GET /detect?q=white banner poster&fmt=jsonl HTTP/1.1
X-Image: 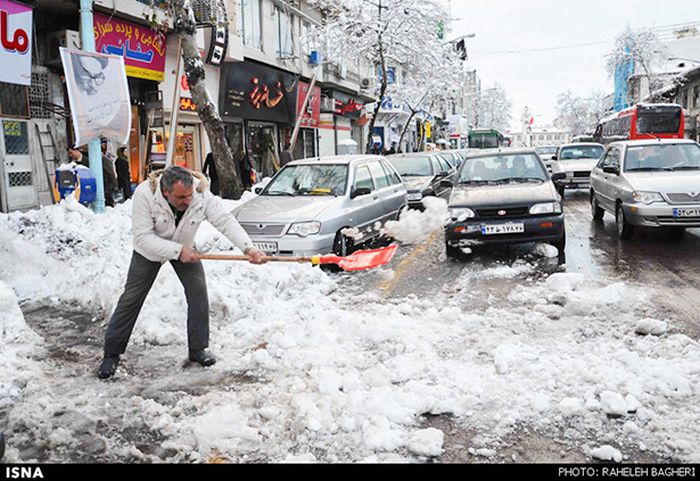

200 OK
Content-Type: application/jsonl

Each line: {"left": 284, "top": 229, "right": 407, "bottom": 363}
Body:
{"left": 0, "top": 0, "right": 33, "bottom": 85}
{"left": 60, "top": 48, "right": 131, "bottom": 147}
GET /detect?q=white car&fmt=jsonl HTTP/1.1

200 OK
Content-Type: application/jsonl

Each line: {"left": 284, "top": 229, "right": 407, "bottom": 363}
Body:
{"left": 551, "top": 143, "right": 605, "bottom": 195}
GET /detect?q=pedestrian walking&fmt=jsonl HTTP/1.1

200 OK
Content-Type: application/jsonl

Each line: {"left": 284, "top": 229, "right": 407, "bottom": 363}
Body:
{"left": 101, "top": 140, "right": 117, "bottom": 207}
{"left": 202, "top": 152, "right": 220, "bottom": 196}
{"left": 115, "top": 147, "right": 132, "bottom": 200}
{"left": 280, "top": 141, "right": 294, "bottom": 166}
{"left": 97, "top": 166, "right": 267, "bottom": 379}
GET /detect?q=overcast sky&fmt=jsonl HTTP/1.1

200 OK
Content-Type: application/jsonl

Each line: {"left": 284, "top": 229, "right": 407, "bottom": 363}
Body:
{"left": 451, "top": 0, "right": 698, "bottom": 130}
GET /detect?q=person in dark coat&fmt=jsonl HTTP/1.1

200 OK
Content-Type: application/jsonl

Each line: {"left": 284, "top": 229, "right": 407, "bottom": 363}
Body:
{"left": 115, "top": 147, "right": 132, "bottom": 200}
{"left": 202, "top": 152, "right": 220, "bottom": 196}
{"left": 280, "top": 141, "right": 294, "bottom": 166}
{"left": 101, "top": 140, "right": 117, "bottom": 207}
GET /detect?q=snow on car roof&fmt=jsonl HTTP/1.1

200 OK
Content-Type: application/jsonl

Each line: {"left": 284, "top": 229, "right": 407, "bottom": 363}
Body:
{"left": 288, "top": 155, "right": 383, "bottom": 166}
{"left": 612, "top": 139, "right": 699, "bottom": 147}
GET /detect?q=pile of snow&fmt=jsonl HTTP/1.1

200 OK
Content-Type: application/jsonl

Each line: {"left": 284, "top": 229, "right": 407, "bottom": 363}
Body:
{"left": 1, "top": 200, "right": 699, "bottom": 463}
{"left": 635, "top": 318, "right": 669, "bottom": 336}
{"left": 590, "top": 445, "right": 623, "bottom": 463}
{"left": 382, "top": 197, "right": 448, "bottom": 244}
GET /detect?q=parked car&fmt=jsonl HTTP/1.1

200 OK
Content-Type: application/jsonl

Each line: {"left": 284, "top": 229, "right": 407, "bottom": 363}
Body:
{"left": 233, "top": 155, "right": 407, "bottom": 256}
{"left": 535, "top": 145, "right": 558, "bottom": 164}
{"left": 589, "top": 139, "right": 700, "bottom": 240}
{"left": 386, "top": 152, "right": 458, "bottom": 209}
{"left": 437, "top": 150, "right": 464, "bottom": 168}
{"left": 551, "top": 142, "right": 605, "bottom": 195}
{"left": 444, "top": 149, "right": 567, "bottom": 263}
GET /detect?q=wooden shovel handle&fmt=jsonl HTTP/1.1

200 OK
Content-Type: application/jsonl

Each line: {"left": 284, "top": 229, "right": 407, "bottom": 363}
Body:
{"left": 198, "top": 253, "right": 313, "bottom": 263}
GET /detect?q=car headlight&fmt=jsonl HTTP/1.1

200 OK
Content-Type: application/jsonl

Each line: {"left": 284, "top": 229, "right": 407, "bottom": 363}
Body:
{"left": 288, "top": 221, "right": 321, "bottom": 237}
{"left": 406, "top": 192, "right": 423, "bottom": 201}
{"left": 632, "top": 191, "right": 664, "bottom": 204}
{"left": 450, "top": 207, "right": 475, "bottom": 221}
{"left": 529, "top": 202, "right": 562, "bottom": 215}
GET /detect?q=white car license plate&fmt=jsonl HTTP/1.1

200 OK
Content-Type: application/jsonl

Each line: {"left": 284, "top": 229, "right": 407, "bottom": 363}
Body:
{"left": 253, "top": 242, "right": 278, "bottom": 253}
{"left": 673, "top": 208, "right": 700, "bottom": 218}
{"left": 481, "top": 223, "right": 525, "bottom": 235}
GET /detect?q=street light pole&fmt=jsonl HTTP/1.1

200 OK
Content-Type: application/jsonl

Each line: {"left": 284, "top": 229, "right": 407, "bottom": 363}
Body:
{"left": 79, "top": 0, "right": 105, "bottom": 213}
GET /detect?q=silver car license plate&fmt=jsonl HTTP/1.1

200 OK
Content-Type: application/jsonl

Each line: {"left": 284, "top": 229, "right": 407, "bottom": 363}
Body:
{"left": 481, "top": 223, "right": 525, "bottom": 235}
{"left": 673, "top": 208, "right": 700, "bottom": 218}
{"left": 253, "top": 242, "right": 278, "bottom": 253}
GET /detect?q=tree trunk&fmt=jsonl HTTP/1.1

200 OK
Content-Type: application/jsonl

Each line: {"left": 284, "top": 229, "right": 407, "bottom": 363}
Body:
{"left": 365, "top": 33, "right": 388, "bottom": 154}
{"left": 173, "top": 0, "right": 244, "bottom": 199}
{"left": 397, "top": 108, "right": 417, "bottom": 153}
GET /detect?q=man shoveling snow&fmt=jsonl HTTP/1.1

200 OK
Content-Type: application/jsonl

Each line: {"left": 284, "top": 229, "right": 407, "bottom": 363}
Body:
{"left": 98, "top": 166, "right": 266, "bottom": 379}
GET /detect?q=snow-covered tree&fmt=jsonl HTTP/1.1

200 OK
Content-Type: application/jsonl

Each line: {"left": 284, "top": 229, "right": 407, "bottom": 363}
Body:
{"left": 555, "top": 89, "right": 610, "bottom": 135}
{"left": 466, "top": 83, "right": 511, "bottom": 131}
{"left": 312, "top": 0, "right": 455, "bottom": 153}
{"left": 606, "top": 26, "right": 669, "bottom": 102}
{"left": 149, "top": 0, "right": 244, "bottom": 199}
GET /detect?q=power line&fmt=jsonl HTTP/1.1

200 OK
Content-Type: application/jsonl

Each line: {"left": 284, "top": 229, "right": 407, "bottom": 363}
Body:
{"left": 472, "top": 40, "right": 611, "bottom": 55}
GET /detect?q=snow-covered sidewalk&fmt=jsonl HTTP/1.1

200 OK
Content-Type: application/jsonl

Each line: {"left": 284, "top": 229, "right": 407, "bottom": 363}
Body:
{"left": 0, "top": 199, "right": 698, "bottom": 463}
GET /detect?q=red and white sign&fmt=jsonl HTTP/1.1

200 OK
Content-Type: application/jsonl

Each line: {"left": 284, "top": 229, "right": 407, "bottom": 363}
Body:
{"left": 0, "top": 0, "right": 32, "bottom": 85}
{"left": 296, "top": 81, "right": 321, "bottom": 128}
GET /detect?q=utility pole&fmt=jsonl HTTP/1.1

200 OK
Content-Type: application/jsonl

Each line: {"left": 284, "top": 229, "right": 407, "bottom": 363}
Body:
{"left": 79, "top": 0, "right": 105, "bottom": 213}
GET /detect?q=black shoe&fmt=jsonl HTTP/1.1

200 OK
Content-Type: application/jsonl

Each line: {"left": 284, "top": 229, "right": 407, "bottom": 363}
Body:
{"left": 97, "top": 356, "right": 120, "bottom": 379}
{"left": 189, "top": 349, "right": 216, "bottom": 367}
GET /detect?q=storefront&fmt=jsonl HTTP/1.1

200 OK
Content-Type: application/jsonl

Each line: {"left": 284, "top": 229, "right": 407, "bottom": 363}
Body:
{"left": 92, "top": 12, "right": 166, "bottom": 182}
{"left": 219, "top": 60, "right": 298, "bottom": 178}
{"left": 318, "top": 89, "right": 368, "bottom": 156}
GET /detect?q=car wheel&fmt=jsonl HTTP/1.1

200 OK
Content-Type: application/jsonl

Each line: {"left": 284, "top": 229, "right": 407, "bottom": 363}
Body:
{"left": 333, "top": 229, "right": 354, "bottom": 257}
{"left": 591, "top": 192, "right": 604, "bottom": 220}
{"left": 550, "top": 227, "right": 566, "bottom": 265}
{"left": 615, "top": 204, "right": 634, "bottom": 240}
{"left": 445, "top": 242, "right": 467, "bottom": 261}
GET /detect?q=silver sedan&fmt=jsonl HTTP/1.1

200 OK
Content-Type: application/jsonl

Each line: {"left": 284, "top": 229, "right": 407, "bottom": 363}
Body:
{"left": 590, "top": 139, "right": 700, "bottom": 239}
{"left": 233, "top": 155, "right": 407, "bottom": 256}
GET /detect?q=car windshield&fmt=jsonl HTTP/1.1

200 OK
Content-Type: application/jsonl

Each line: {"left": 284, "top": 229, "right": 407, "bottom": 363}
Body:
{"left": 558, "top": 145, "right": 604, "bottom": 160}
{"left": 469, "top": 135, "right": 499, "bottom": 148}
{"left": 263, "top": 164, "right": 348, "bottom": 196}
{"left": 459, "top": 153, "right": 548, "bottom": 183}
{"left": 624, "top": 144, "right": 700, "bottom": 172}
{"left": 536, "top": 146, "right": 557, "bottom": 155}
{"left": 387, "top": 156, "right": 434, "bottom": 176}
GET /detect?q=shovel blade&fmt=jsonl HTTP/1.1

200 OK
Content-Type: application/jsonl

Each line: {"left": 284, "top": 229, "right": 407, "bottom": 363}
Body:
{"left": 319, "top": 244, "right": 399, "bottom": 271}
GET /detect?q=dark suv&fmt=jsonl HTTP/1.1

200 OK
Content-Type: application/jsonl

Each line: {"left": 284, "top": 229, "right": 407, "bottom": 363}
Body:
{"left": 444, "top": 149, "right": 567, "bottom": 263}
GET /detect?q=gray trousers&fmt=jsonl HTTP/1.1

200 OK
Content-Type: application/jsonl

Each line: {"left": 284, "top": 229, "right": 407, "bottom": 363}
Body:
{"left": 103, "top": 251, "right": 209, "bottom": 357}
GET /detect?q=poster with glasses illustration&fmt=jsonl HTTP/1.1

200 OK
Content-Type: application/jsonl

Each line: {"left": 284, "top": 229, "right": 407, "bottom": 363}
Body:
{"left": 59, "top": 47, "right": 131, "bottom": 146}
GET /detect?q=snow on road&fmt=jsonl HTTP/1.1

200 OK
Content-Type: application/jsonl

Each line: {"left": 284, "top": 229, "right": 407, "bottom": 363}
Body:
{"left": 0, "top": 199, "right": 698, "bottom": 463}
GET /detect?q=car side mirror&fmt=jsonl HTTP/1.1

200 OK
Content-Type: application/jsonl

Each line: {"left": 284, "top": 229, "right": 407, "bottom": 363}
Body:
{"left": 351, "top": 186, "right": 372, "bottom": 199}
{"left": 551, "top": 172, "right": 566, "bottom": 181}
{"left": 435, "top": 171, "right": 448, "bottom": 178}
{"left": 551, "top": 155, "right": 557, "bottom": 160}
{"left": 439, "top": 179, "right": 453, "bottom": 188}
{"left": 254, "top": 187, "right": 263, "bottom": 195}
{"left": 603, "top": 166, "right": 619, "bottom": 175}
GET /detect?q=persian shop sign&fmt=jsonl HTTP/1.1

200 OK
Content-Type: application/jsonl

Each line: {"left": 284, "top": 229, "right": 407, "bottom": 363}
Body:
{"left": 220, "top": 61, "right": 297, "bottom": 124}
{"left": 0, "top": 0, "right": 32, "bottom": 86}
{"left": 93, "top": 13, "right": 166, "bottom": 82}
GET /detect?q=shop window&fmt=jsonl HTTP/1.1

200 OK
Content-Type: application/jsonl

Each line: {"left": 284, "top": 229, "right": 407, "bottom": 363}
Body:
{"left": 0, "top": 82, "right": 30, "bottom": 119}
{"left": 241, "top": 0, "right": 262, "bottom": 50}
{"left": 275, "top": 7, "right": 294, "bottom": 58}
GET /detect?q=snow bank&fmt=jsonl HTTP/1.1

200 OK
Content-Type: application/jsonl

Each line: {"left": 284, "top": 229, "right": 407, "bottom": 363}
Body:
{"left": 382, "top": 197, "right": 448, "bottom": 244}
{"left": 1, "top": 200, "right": 699, "bottom": 463}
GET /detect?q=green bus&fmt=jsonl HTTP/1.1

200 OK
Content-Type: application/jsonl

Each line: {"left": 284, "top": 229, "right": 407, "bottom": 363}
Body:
{"left": 468, "top": 128, "right": 504, "bottom": 149}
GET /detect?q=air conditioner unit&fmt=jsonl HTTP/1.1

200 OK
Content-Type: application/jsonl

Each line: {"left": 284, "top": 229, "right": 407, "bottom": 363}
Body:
{"left": 46, "top": 30, "right": 81, "bottom": 66}
{"left": 360, "top": 78, "right": 372, "bottom": 89}
{"left": 309, "top": 50, "right": 321, "bottom": 66}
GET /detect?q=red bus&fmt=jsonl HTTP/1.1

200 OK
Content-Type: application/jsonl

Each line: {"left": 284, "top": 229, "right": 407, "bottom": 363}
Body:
{"left": 593, "top": 103, "right": 685, "bottom": 145}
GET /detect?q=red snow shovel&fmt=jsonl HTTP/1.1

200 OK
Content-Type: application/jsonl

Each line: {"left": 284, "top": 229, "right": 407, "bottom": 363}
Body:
{"left": 199, "top": 244, "right": 398, "bottom": 271}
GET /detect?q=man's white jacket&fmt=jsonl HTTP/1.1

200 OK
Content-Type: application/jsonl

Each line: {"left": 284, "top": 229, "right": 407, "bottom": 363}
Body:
{"left": 132, "top": 169, "right": 253, "bottom": 262}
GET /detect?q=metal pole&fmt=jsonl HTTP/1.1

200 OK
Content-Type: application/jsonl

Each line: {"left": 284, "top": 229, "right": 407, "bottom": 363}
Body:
{"left": 79, "top": 0, "right": 105, "bottom": 213}
{"left": 166, "top": 38, "right": 183, "bottom": 166}
{"left": 290, "top": 72, "right": 317, "bottom": 151}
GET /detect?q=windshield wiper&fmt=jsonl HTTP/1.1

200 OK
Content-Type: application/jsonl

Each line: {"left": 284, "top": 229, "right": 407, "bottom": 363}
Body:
{"left": 626, "top": 167, "right": 673, "bottom": 172}
{"left": 265, "top": 190, "right": 295, "bottom": 196}
{"left": 668, "top": 166, "right": 700, "bottom": 171}
{"left": 497, "top": 177, "right": 544, "bottom": 183}
{"left": 458, "top": 179, "right": 496, "bottom": 185}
